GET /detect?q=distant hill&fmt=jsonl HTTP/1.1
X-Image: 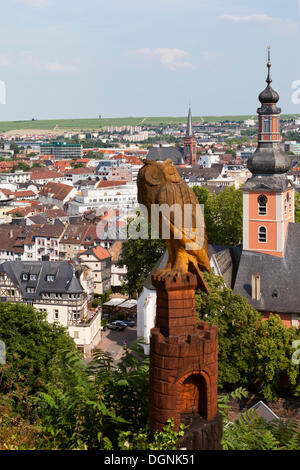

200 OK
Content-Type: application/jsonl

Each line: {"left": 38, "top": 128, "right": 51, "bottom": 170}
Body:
{"left": 0, "top": 114, "right": 299, "bottom": 132}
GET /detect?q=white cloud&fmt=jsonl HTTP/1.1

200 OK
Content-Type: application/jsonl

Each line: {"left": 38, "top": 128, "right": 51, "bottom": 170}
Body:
{"left": 45, "top": 62, "right": 76, "bottom": 72}
{"left": 135, "top": 48, "right": 194, "bottom": 71}
{"left": 17, "top": 0, "right": 50, "bottom": 7}
{"left": 0, "top": 55, "right": 9, "bottom": 66}
{"left": 219, "top": 14, "right": 279, "bottom": 24}
{"left": 219, "top": 14, "right": 298, "bottom": 33}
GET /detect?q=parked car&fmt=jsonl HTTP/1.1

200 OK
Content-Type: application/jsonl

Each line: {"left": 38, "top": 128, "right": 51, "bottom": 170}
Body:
{"left": 121, "top": 320, "right": 135, "bottom": 327}
{"left": 103, "top": 321, "right": 127, "bottom": 331}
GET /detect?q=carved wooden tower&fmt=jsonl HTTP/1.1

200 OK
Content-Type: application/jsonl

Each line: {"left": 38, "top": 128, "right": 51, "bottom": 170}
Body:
{"left": 149, "top": 272, "right": 222, "bottom": 450}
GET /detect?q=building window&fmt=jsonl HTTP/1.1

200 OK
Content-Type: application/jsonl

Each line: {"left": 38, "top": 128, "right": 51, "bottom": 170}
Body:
{"left": 258, "top": 226, "right": 267, "bottom": 243}
{"left": 258, "top": 195, "right": 267, "bottom": 215}
{"left": 74, "top": 331, "right": 79, "bottom": 339}
{"left": 287, "top": 192, "right": 292, "bottom": 213}
{"left": 46, "top": 275, "right": 55, "bottom": 282}
{"left": 22, "top": 273, "right": 28, "bottom": 281}
{"left": 284, "top": 197, "right": 287, "bottom": 214}
{"left": 26, "top": 287, "right": 35, "bottom": 293}
{"left": 54, "top": 310, "right": 59, "bottom": 320}
{"left": 264, "top": 118, "right": 271, "bottom": 134}
{"left": 30, "top": 274, "right": 37, "bottom": 281}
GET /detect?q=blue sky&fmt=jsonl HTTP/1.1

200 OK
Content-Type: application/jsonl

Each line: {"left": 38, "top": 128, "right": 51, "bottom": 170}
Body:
{"left": 1, "top": 0, "right": 300, "bottom": 120}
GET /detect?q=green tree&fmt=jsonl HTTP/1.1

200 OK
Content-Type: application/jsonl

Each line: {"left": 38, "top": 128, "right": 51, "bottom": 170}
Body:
{"left": 192, "top": 186, "right": 210, "bottom": 206}
{"left": 11, "top": 162, "right": 31, "bottom": 172}
{"left": 294, "top": 191, "right": 300, "bottom": 223}
{"left": 0, "top": 303, "right": 77, "bottom": 401}
{"left": 254, "top": 314, "right": 299, "bottom": 401}
{"left": 195, "top": 271, "right": 300, "bottom": 399}
{"left": 71, "top": 162, "right": 84, "bottom": 168}
{"left": 32, "top": 162, "right": 44, "bottom": 168}
{"left": 10, "top": 143, "right": 19, "bottom": 155}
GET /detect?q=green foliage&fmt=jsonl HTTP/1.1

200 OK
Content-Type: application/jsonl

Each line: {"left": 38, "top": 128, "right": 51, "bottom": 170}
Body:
{"left": 221, "top": 388, "right": 300, "bottom": 450}
{"left": 222, "top": 410, "right": 280, "bottom": 450}
{"left": 0, "top": 302, "right": 77, "bottom": 401}
{"left": 99, "top": 289, "right": 112, "bottom": 305}
{"left": 88, "top": 341, "right": 150, "bottom": 434}
{"left": 0, "top": 404, "right": 40, "bottom": 450}
{"left": 295, "top": 191, "right": 300, "bottom": 223}
{"left": 118, "top": 419, "right": 185, "bottom": 450}
{"left": 33, "top": 340, "right": 150, "bottom": 449}
{"left": 92, "top": 297, "right": 101, "bottom": 308}
{"left": 193, "top": 186, "right": 243, "bottom": 246}
{"left": 11, "top": 162, "right": 31, "bottom": 172}
{"left": 33, "top": 350, "right": 124, "bottom": 450}
{"left": 71, "top": 162, "right": 84, "bottom": 168}
{"left": 118, "top": 217, "right": 165, "bottom": 297}
{"left": 267, "top": 419, "right": 300, "bottom": 450}
{"left": 218, "top": 387, "right": 249, "bottom": 419}
{"left": 196, "top": 271, "right": 300, "bottom": 400}
{"left": 254, "top": 315, "right": 299, "bottom": 401}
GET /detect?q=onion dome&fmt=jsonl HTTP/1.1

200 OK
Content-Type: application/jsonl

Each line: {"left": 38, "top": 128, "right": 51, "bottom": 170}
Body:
{"left": 246, "top": 47, "right": 290, "bottom": 177}
{"left": 257, "top": 47, "right": 281, "bottom": 115}
{"left": 258, "top": 62, "right": 279, "bottom": 105}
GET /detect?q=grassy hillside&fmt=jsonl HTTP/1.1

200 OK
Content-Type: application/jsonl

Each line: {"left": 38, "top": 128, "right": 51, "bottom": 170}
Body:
{"left": 0, "top": 114, "right": 299, "bottom": 132}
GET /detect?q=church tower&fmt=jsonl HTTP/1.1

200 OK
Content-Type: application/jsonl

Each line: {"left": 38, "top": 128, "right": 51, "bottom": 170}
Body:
{"left": 243, "top": 48, "right": 294, "bottom": 258}
{"left": 184, "top": 107, "right": 197, "bottom": 166}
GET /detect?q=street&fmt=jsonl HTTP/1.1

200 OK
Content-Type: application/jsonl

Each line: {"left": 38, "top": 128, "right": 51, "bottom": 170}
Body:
{"left": 95, "top": 326, "right": 137, "bottom": 362}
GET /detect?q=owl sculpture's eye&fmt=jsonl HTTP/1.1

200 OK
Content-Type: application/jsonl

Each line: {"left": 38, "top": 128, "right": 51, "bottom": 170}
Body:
{"left": 164, "top": 167, "right": 181, "bottom": 183}
{"left": 144, "top": 164, "right": 161, "bottom": 186}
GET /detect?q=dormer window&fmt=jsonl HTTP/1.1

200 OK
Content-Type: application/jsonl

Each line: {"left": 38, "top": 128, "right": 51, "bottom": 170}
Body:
{"left": 26, "top": 287, "right": 35, "bottom": 293}
{"left": 46, "top": 275, "right": 55, "bottom": 282}
{"left": 258, "top": 195, "right": 267, "bottom": 215}
{"left": 22, "top": 273, "right": 28, "bottom": 281}
{"left": 30, "top": 274, "right": 37, "bottom": 281}
{"left": 258, "top": 226, "right": 267, "bottom": 243}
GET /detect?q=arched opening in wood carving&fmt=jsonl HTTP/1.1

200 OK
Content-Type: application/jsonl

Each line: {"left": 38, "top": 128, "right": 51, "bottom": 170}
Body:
{"left": 179, "top": 372, "right": 208, "bottom": 419}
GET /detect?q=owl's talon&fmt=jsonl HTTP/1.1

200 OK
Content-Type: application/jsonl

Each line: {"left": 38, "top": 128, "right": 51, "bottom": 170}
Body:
{"left": 155, "top": 267, "right": 188, "bottom": 280}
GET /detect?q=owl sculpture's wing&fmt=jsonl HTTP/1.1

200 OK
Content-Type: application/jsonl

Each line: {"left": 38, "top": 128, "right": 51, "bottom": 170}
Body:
{"left": 155, "top": 181, "right": 209, "bottom": 269}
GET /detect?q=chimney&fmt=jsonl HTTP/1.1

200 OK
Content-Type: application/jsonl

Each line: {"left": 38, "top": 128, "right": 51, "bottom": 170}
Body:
{"left": 251, "top": 273, "right": 261, "bottom": 301}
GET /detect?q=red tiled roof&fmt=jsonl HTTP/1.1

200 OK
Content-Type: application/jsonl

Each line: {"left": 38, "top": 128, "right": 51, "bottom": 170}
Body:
{"left": 30, "top": 169, "right": 62, "bottom": 180}
{"left": 63, "top": 167, "right": 94, "bottom": 175}
{"left": 96, "top": 180, "right": 127, "bottom": 188}
{"left": 12, "top": 190, "right": 36, "bottom": 198}
{"left": 39, "top": 182, "right": 75, "bottom": 201}
{"left": 92, "top": 246, "right": 111, "bottom": 261}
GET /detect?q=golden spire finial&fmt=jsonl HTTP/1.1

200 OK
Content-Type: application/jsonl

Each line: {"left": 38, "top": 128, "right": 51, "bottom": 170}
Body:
{"left": 266, "top": 46, "right": 272, "bottom": 85}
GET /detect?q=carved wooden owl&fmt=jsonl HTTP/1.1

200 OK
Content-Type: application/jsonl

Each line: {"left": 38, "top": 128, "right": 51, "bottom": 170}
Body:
{"left": 137, "top": 159, "right": 210, "bottom": 293}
